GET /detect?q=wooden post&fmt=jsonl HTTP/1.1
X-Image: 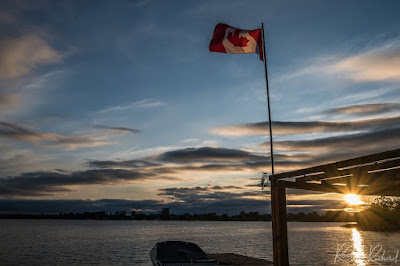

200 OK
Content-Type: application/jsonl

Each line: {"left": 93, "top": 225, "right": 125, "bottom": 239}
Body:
{"left": 271, "top": 180, "right": 289, "bottom": 266}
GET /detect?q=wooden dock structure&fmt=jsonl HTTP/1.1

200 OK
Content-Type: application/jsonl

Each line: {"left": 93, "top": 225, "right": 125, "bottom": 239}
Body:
{"left": 269, "top": 148, "right": 400, "bottom": 265}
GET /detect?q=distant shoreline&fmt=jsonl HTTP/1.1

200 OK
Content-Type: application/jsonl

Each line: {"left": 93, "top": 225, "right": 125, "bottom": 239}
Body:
{"left": 0, "top": 209, "right": 354, "bottom": 222}
{"left": 0, "top": 218, "right": 349, "bottom": 222}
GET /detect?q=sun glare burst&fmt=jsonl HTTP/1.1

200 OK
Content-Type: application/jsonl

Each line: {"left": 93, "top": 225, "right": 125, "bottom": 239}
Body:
{"left": 345, "top": 194, "right": 363, "bottom": 205}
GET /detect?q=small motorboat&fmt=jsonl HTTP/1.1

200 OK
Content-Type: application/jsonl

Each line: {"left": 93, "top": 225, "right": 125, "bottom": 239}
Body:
{"left": 149, "top": 241, "right": 218, "bottom": 266}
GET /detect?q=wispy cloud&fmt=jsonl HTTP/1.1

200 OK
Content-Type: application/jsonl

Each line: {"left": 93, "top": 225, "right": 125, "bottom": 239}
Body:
{"left": 158, "top": 185, "right": 244, "bottom": 198}
{"left": 0, "top": 149, "right": 53, "bottom": 177}
{"left": 0, "top": 34, "right": 62, "bottom": 80}
{"left": 92, "top": 125, "right": 141, "bottom": 134}
{"left": 0, "top": 121, "right": 111, "bottom": 150}
{"left": 324, "top": 103, "right": 400, "bottom": 116}
{"left": 97, "top": 98, "right": 165, "bottom": 113}
{"left": 330, "top": 44, "right": 400, "bottom": 82}
{"left": 0, "top": 33, "right": 64, "bottom": 115}
{"left": 279, "top": 39, "right": 400, "bottom": 83}
{"left": 89, "top": 159, "right": 160, "bottom": 169}
{"left": 0, "top": 93, "right": 20, "bottom": 110}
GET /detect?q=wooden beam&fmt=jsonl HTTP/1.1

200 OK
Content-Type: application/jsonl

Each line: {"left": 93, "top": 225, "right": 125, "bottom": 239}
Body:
{"left": 271, "top": 180, "right": 289, "bottom": 266}
{"left": 295, "top": 173, "right": 326, "bottom": 183}
{"left": 283, "top": 180, "right": 400, "bottom": 196}
{"left": 338, "top": 157, "right": 400, "bottom": 172}
{"left": 315, "top": 168, "right": 400, "bottom": 186}
{"left": 284, "top": 181, "right": 346, "bottom": 194}
{"left": 274, "top": 149, "right": 400, "bottom": 180}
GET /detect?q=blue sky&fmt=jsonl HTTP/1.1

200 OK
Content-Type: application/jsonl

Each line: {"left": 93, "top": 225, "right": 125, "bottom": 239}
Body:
{"left": 1, "top": 0, "right": 400, "bottom": 214}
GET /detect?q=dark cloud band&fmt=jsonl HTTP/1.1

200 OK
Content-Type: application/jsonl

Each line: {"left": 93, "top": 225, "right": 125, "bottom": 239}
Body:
{"left": 0, "top": 169, "right": 179, "bottom": 197}
{"left": 211, "top": 116, "right": 400, "bottom": 136}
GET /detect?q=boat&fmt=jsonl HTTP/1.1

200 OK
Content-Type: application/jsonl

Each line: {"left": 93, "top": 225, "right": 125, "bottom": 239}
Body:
{"left": 149, "top": 241, "right": 218, "bottom": 265}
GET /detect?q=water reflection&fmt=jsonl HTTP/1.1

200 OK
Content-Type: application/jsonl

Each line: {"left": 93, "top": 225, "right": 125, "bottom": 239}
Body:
{"left": 352, "top": 228, "right": 366, "bottom": 265}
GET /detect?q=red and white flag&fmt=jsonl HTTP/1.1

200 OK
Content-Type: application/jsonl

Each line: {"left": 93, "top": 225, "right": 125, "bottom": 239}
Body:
{"left": 209, "top": 23, "right": 263, "bottom": 61}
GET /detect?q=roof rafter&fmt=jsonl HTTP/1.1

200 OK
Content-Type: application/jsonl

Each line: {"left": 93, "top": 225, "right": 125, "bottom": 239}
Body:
{"left": 272, "top": 149, "right": 400, "bottom": 196}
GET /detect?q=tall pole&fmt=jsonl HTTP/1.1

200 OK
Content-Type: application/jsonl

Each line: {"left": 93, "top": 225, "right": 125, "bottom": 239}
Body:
{"left": 261, "top": 23, "right": 289, "bottom": 266}
{"left": 261, "top": 23, "right": 275, "bottom": 178}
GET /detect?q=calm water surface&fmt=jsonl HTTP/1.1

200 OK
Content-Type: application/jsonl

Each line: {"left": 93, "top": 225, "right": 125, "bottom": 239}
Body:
{"left": 0, "top": 220, "right": 399, "bottom": 265}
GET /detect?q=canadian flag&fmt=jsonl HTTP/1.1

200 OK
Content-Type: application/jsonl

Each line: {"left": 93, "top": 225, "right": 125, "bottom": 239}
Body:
{"left": 209, "top": 23, "right": 263, "bottom": 61}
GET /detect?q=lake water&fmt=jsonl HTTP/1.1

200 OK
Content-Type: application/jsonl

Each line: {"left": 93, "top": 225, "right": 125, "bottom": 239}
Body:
{"left": 0, "top": 220, "right": 399, "bottom": 265}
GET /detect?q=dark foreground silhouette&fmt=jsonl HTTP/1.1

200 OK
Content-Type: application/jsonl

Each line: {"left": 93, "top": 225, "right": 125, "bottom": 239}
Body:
{"left": 355, "top": 196, "right": 400, "bottom": 232}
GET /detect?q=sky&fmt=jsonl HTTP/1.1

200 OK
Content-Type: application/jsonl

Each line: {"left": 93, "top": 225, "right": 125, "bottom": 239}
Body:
{"left": 1, "top": 0, "right": 400, "bottom": 215}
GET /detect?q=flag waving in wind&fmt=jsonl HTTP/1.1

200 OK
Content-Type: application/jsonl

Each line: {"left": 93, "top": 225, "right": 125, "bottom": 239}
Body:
{"left": 209, "top": 23, "right": 263, "bottom": 60}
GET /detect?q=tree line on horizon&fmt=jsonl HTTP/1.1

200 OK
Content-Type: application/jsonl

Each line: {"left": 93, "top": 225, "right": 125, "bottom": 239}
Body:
{"left": 0, "top": 208, "right": 355, "bottom": 222}
{"left": 355, "top": 196, "right": 400, "bottom": 232}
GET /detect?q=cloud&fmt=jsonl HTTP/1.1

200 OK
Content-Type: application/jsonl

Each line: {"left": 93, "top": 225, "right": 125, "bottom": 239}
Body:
{"left": 0, "top": 198, "right": 164, "bottom": 214}
{"left": 88, "top": 146, "right": 273, "bottom": 177}
{"left": 0, "top": 151, "right": 52, "bottom": 177}
{"left": 5, "top": 137, "right": 389, "bottom": 199}
{"left": 324, "top": 103, "right": 400, "bottom": 116}
{"left": 0, "top": 93, "right": 20, "bottom": 109}
{"left": 277, "top": 39, "right": 400, "bottom": 84}
{"left": 88, "top": 147, "right": 325, "bottom": 176}
{"left": 166, "top": 158, "right": 314, "bottom": 174}
{"left": 89, "top": 159, "right": 160, "bottom": 169}
{"left": 158, "top": 188, "right": 263, "bottom": 202}
{"left": 152, "top": 147, "right": 267, "bottom": 163}
{"left": 331, "top": 46, "right": 400, "bottom": 82}
{"left": 261, "top": 127, "right": 400, "bottom": 153}
{"left": 0, "top": 34, "right": 62, "bottom": 80}
{"left": 210, "top": 185, "right": 243, "bottom": 190}
{"left": 102, "top": 128, "right": 398, "bottom": 175}
{"left": 211, "top": 116, "right": 400, "bottom": 136}
{"left": 0, "top": 121, "right": 111, "bottom": 150}
{"left": 0, "top": 169, "right": 180, "bottom": 197}
{"left": 158, "top": 185, "right": 243, "bottom": 198}
{"left": 84, "top": 138, "right": 396, "bottom": 189}
{"left": 92, "top": 125, "right": 141, "bottom": 134}
{"left": 97, "top": 98, "right": 165, "bottom": 113}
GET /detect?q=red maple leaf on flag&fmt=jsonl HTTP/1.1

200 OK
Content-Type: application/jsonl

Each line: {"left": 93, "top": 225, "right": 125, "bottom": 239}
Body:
{"left": 227, "top": 29, "right": 249, "bottom": 47}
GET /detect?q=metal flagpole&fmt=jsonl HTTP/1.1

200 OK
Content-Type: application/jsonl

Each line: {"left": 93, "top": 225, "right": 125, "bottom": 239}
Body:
{"left": 261, "top": 22, "right": 289, "bottom": 266}
{"left": 261, "top": 24, "right": 275, "bottom": 178}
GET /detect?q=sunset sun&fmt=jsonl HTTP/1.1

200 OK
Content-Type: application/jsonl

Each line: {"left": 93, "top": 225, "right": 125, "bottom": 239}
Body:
{"left": 345, "top": 194, "right": 363, "bottom": 205}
